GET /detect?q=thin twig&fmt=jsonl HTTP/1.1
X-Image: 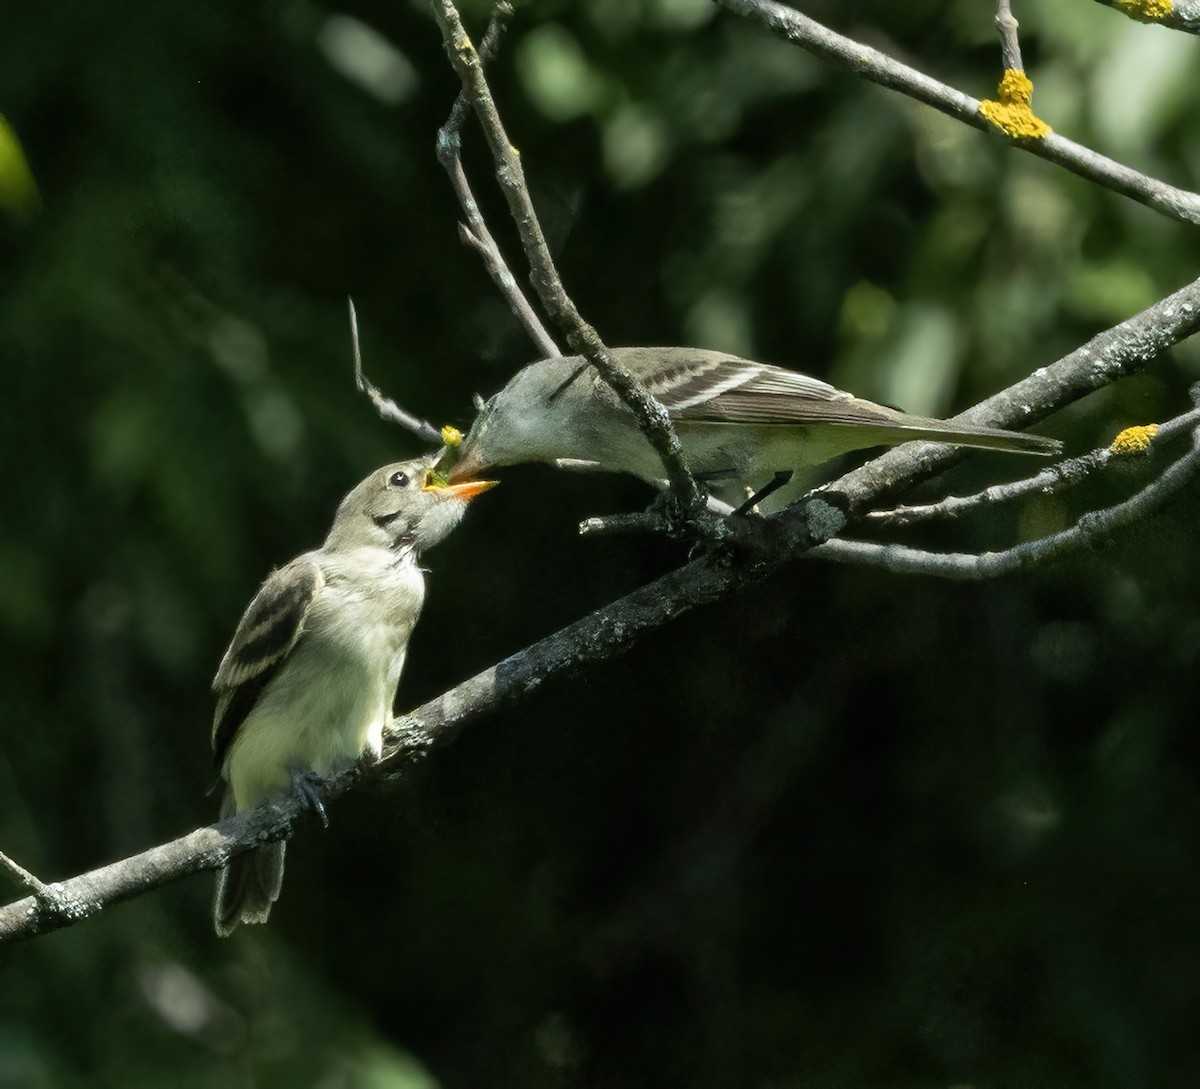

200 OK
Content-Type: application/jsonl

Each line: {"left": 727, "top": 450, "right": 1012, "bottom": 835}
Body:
{"left": 867, "top": 447, "right": 1104, "bottom": 527}
{"left": 435, "top": 4, "right": 560, "bottom": 358}
{"left": 995, "top": 0, "right": 1023, "bottom": 71}
{"left": 579, "top": 511, "right": 670, "bottom": 537}
{"left": 715, "top": 0, "right": 1200, "bottom": 227}
{"left": 0, "top": 850, "right": 50, "bottom": 897}
{"left": 0, "top": 849, "right": 86, "bottom": 924}
{"left": 867, "top": 405, "right": 1200, "bottom": 527}
{"left": 431, "top": 1, "right": 703, "bottom": 511}
{"left": 816, "top": 422, "right": 1200, "bottom": 579}
{"left": 818, "top": 272, "right": 1200, "bottom": 518}
{"left": 349, "top": 298, "right": 443, "bottom": 445}
{"left": 1091, "top": 0, "right": 1200, "bottom": 34}
{"left": 580, "top": 494, "right": 741, "bottom": 537}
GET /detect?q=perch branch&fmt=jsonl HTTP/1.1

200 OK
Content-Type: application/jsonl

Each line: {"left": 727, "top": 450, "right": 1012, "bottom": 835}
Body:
{"left": 4, "top": 271, "right": 1200, "bottom": 943}
{"left": 0, "top": 547, "right": 784, "bottom": 945}
{"left": 9, "top": 6, "right": 1200, "bottom": 945}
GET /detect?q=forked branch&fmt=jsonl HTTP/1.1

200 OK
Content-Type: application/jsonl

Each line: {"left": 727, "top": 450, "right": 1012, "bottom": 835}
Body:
{"left": 430, "top": 0, "right": 703, "bottom": 511}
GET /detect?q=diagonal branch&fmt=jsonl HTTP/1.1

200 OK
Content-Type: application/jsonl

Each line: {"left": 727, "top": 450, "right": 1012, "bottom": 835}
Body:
{"left": 4, "top": 269, "right": 1200, "bottom": 944}
{"left": 435, "top": 3, "right": 560, "bottom": 359}
{"left": 867, "top": 406, "right": 1200, "bottom": 527}
{"left": 817, "top": 418, "right": 1200, "bottom": 577}
{"left": 715, "top": 0, "right": 1200, "bottom": 227}
{"left": 821, "top": 271, "right": 1200, "bottom": 516}
{"left": 0, "top": 548, "right": 771, "bottom": 945}
{"left": 0, "top": 849, "right": 52, "bottom": 899}
{"left": 349, "top": 298, "right": 444, "bottom": 444}
{"left": 430, "top": 0, "right": 703, "bottom": 511}
{"left": 9, "top": 6, "right": 1200, "bottom": 945}
{"left": 1091, "top": 0, "right": 1200, "bottom": 34}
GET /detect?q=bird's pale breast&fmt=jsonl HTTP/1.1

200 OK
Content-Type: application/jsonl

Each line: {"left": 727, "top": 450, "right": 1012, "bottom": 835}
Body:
{"left": 226, "top": 549, "right": 425, "bottom": 810}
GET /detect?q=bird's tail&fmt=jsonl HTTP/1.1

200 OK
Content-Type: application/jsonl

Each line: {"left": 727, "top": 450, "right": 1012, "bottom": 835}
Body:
{"left": 212, "top": 787, "right": 286, "bottom": 937}
{"left": 213, "top": 840, "right": 287, "bottom": 937}
{"left": 888, "top": 420, "right": 1061, "bottom": 456}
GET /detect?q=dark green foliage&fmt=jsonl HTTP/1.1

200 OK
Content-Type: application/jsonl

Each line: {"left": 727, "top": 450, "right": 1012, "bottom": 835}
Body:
{"left": 2, "top": 2, "right": 1199, "bottom": 1085}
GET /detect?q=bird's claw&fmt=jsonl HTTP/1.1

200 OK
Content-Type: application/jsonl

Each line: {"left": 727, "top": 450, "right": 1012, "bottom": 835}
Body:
{"left": 291, "top": 770, "right": 329, "bottom": 828}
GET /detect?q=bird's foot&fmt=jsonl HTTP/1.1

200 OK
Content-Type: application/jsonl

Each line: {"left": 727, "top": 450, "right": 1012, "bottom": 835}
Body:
{"left": 291, "top": 770, "right": 329, "bottom": 829}
{"left": 651, "top": 485, "right": 730, "bottom": 545}
{"left": 577, "top": 483, "right": 730, "bottom": 547}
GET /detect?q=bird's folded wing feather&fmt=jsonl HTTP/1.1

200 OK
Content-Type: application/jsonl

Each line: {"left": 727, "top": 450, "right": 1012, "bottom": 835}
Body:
{"left": 642, "top": 355, "right": 900, "bottom": 428}
{"left": 211, "top": 559, "right": 324, "bottom": 769}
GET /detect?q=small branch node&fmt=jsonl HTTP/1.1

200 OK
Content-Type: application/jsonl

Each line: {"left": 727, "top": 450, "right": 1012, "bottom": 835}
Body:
{"left": 0, "top": 849, "right": 52, "bottom": 899}
{"left": 979, "top": 69, "right": 1051, "bottom": 141}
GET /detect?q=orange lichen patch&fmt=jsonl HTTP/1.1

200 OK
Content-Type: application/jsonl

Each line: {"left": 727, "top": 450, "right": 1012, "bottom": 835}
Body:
{"left": 978, "top": 70, "right": 1052, "bottom": 141}
{"left": 1109, "top": 424, "right": 1158, "bottom": 456}
{"left": 1115, "top": 0, "right": 1174, "bottom": 23}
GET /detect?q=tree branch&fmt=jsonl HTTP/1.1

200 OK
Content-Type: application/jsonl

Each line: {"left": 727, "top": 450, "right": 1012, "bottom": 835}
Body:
{"left": 867, "top": 405, "right": 1200, "bottom": 527}
{"left": 7, "top": 267, "right": 1200, "bottom": 943}
{"left": 715, "top": 0, "right": 1200, "bottom": 227}
{"left": 430, "top": 0, "right": 703, "bottom": 511}
{"left": 1092, "top": 0, "right": 1200, "bottom": 34}
{"left": 995, "top": 0, "right": 1024, "bottom": 72}
{"left": 820, "top": 271, "right": 1200, "bottom": 516}
{"left": 0, "top": 547, "right": 779, "bottom": 945}
{"left": 0, "top": 850, "right": 53, "bottom": 899}
{"left": 816, "top": 417, "right": 1200, "bottom": 578}
{"left": 435, "top": 3, "right": 560, "bottom": 359}
{"left": 9, "top": 5, "right": 1200, "bottom": 948}
{"left": 349, "top": 298, "right": 444, "bottom": 445}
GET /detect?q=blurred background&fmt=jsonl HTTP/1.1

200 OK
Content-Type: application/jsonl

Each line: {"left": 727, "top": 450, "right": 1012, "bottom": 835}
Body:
{"left": 3, "top": 0, "right": 1200, "bottom": 1085}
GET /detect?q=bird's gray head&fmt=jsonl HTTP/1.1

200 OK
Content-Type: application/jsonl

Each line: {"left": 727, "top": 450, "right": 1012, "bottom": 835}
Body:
{"left": 325, "top": 455, "right": 496, "bottom": 554}
{"left": 445, "top": 357, "right": 591, "bottom": 482}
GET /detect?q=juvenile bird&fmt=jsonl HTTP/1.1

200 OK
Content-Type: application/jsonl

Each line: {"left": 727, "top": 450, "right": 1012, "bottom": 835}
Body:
{"left": 444, "top": 347, "right": 1060, "bottom": 508}
{"left": 211, "top": 456, "right": 495, "bottom": 936}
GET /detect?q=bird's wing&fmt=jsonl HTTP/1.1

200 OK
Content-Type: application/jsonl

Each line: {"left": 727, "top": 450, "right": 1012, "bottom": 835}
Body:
{"left": 634, "top": 351, "right": 897, "bottom": 428}
{"left": 211, "top": 558, "right": 324, "bottom": 770}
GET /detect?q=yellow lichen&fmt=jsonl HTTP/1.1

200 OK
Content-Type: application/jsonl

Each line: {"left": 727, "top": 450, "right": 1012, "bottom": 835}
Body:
{"left": 441, "top": 424, "right": 463, "bottom": 447}
{"left": 1109, "top": 424, "right": 1158, "bottom": 455}
{"left": 1115, "top": 0, "right": 1174, "bottom": 23}
{"left": 978, "top": 70, "right": 1052, "bottom": 141}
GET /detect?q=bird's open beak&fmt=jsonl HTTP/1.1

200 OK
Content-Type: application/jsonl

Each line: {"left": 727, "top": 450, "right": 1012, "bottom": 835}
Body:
{"left": 421, "top": 474, "right": 499, "bottom": 501}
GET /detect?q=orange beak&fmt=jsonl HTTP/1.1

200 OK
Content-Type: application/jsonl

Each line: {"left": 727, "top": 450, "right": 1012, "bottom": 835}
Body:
{"left": 422, "top": 477, "right": 499, "bottom": 501}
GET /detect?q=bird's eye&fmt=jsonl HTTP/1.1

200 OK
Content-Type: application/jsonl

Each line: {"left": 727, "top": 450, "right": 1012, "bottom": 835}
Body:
{"left": 389, "top": 471, "right": 409, "bottom": 488}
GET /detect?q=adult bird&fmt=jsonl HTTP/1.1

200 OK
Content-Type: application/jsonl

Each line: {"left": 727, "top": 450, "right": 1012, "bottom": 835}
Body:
{"left": 443, "top": 346, "right": 1059, "bottom": 509}
{"left": 211, "top": 455, "right": 495, "bottom": 936}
